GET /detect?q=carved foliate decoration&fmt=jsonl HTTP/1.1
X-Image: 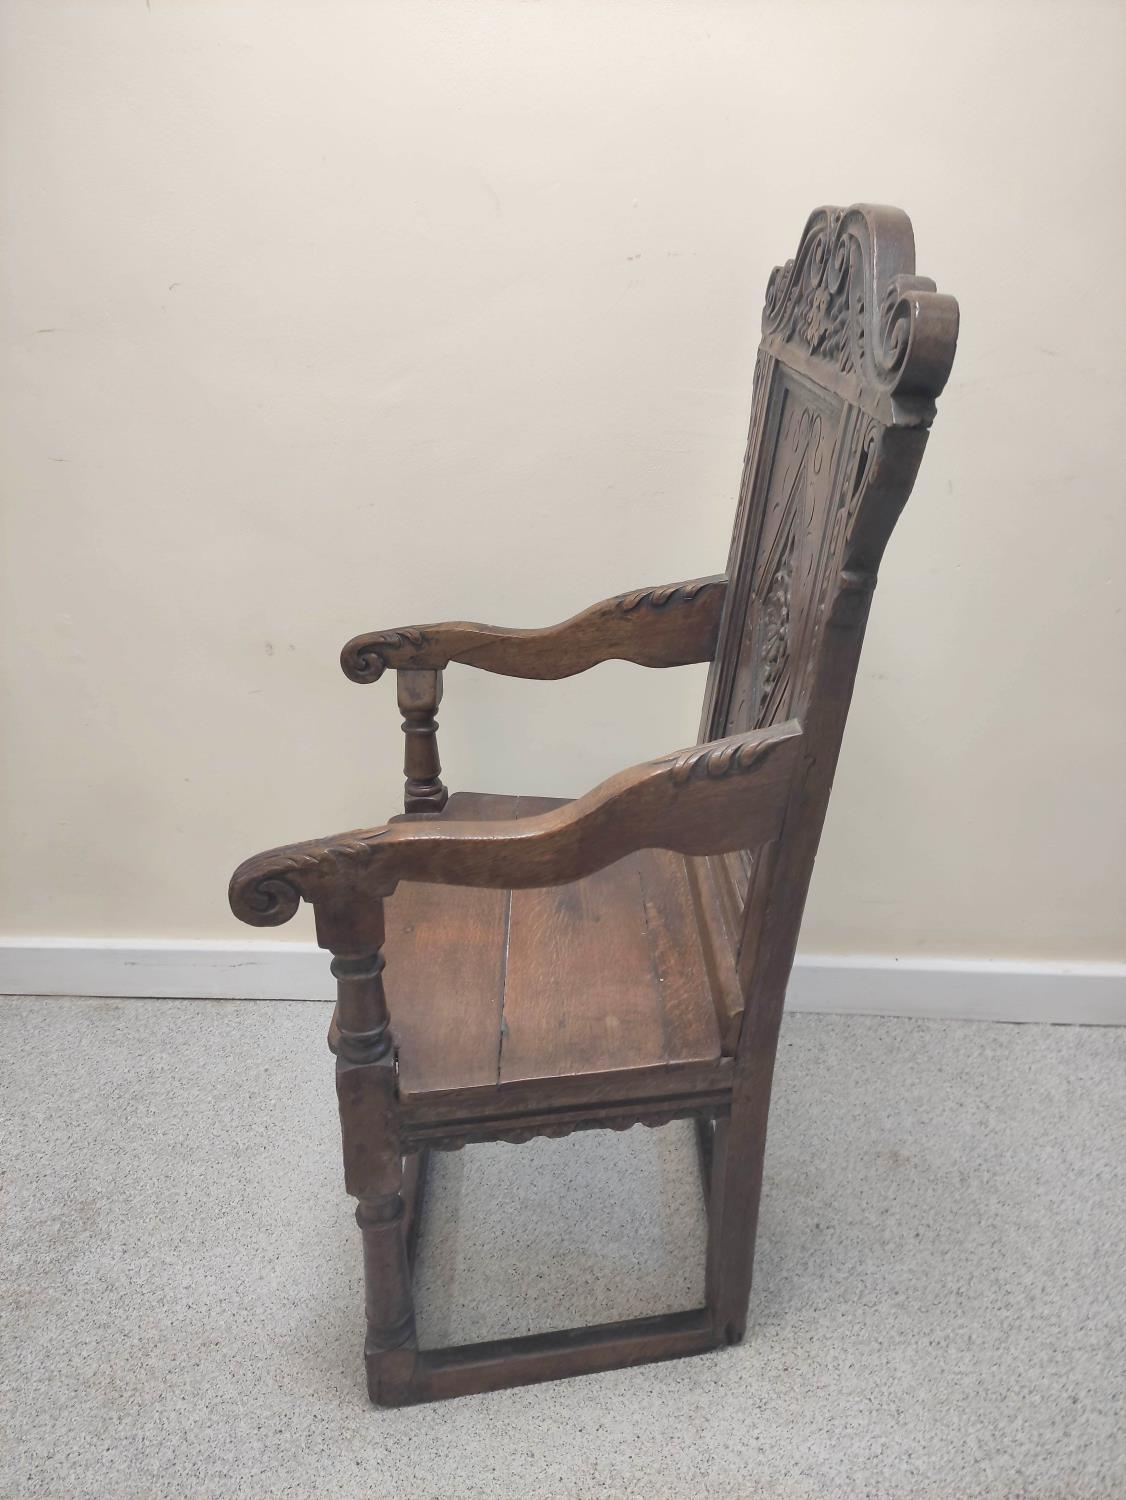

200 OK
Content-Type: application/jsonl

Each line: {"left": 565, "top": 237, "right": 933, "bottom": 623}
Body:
{"left": 617, "top": 577, "right": 721, "bottom": 614}
{"left": 664, "top": 731, "right": 783, "bottom": 787}
{"left": 715, "top": 201, "right": 962, "bottom": 743}
{"left": 756, "top": 526, "right": 794, "bottom": 717}
{"left": 722, "top": 385, "right": 834, "bottom": 738}
{"left": 778, "top": 276, "right": 854, "bottom": 374}
{"left": 701, "top": 206, "right": 958, "bottom": 928}
{"left": 761, "top": 204, "right": 959, "bottom": 426}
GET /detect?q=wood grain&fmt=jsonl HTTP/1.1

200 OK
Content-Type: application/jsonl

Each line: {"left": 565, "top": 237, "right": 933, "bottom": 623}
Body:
{"left": 382, "top": 793, "right": 723, "bottom": 1096}
{"left": 502, "top": 798, "right": 672, "bottom": 1084}
{"left": 386, "top": 792, "right": 515, "bottom": 1097}
{"left": 685, "top": 854, "right": 745, "bottom": 1051}
{"left": 636, "top": 846, "right": 724, "bottom": 1065}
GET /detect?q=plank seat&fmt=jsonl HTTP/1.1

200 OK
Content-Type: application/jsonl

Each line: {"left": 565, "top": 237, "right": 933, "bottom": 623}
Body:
{"left": 328, "top": 792, "right": 732, "bottom": 1135}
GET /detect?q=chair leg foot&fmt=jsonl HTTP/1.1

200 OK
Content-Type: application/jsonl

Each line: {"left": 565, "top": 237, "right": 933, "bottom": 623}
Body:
{"left": 705, "top": 1097, "right": 769, "bottom": 1344}
{"left": 723, "top": 1313, "right": 747, "bottom": 1345}
{"left": 365, "top": 1342, "right": 419, "bottom": 1407}
{"left": 328, "top": 933, "right": 424, "bottom": 1407}
{"left": 356, "top": 1189, "right": 418, "bottom": 1384}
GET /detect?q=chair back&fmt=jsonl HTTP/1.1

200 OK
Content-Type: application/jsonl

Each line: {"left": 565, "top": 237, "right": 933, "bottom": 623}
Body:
{"left": 695, "top": 205, "right": 959, "bottom": 1049}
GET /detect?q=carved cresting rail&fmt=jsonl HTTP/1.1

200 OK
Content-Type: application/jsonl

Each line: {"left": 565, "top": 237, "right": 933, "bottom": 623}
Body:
{"left": 758, "top": 204, "right": 958, "bottom": 426}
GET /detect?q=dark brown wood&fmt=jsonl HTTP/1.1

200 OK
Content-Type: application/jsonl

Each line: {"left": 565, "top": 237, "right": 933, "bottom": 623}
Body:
{"left": 501, "top": 798, "right": 717, "bottom": 1084}
{"left": 636, "top": 845, "right": 725, "bottom": 1063}
{"left": 330, "top": 1000, "right": 735, "bottom": 1124}
{"left": 402, "top": 1098, "right": 729, "bottom": 1154}
{"left": 400, "top": 1057, "right": 734, "bottom": 1135}
{"left": 396, "top": 668, "right": 448, "bottom": 814}
{"left": 228, "top": 203, "right": 959, "bottom": 1404}
{"left": 401, "top": 1150, "right": 429, "bottom": 1271}
{"left": 228, "top": 719, "right": 802, "bottom": 924}
{"left": 341, "top": 576, "right": 727, "bottom": 683}
{"left": 329, "top": 921, "right": 418, "bottom": 1402}
{"left": 694, "top": 207, "right": 957, "bottom": 1350}
{"left": 392, "top": 1308, "right": 719, "bottom": 1406}
{"left": 384, "top": 791, "right": 724, "bottom": 1103}
{"left": 695, "top": 1116, "right": 715, "bottom": 1207}
{"left": 384, "top": 792, "right": 517, "bottom": 1096}
{"left": 685, "top": 855, "right": 745, "bottom": 1052}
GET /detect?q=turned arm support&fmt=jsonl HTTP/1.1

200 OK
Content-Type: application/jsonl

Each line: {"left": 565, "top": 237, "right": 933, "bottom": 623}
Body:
{"left": 229, "top": 718, "right": 803, "bottom": 944}
{"left": 339, "top": 575, "right": 728, "bottom": 684}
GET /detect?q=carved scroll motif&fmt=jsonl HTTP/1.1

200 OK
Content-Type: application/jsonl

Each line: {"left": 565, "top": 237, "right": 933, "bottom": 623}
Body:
{"left": 763, "top": 209, "right": 890, "bottom": 381}
{"left": 230, "top": 829, "right": 392, "bottom": 927}
{"left": 761, "top": 205, "right": 958, "bottom": 424}
{"left": 345, "top": 630, "right": 427, "bottom": 685}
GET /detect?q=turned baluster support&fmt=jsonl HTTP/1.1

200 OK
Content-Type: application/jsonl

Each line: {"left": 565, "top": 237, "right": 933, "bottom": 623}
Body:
{"left": 319, "top": 898, "right": 418, "bottom": 1405}
{"left": 397, "top": 668, "right": 448, "bottom": 815}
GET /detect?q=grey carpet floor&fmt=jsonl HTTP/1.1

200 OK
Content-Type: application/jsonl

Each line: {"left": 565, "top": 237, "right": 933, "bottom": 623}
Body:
{"left": 1, "top": 998, "right": 1123, "bottom": 1500}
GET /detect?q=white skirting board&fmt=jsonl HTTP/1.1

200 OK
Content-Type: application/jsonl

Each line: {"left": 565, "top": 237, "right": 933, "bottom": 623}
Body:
{"left": 0, "top": 939, "right": 1123, "bottom": 1024}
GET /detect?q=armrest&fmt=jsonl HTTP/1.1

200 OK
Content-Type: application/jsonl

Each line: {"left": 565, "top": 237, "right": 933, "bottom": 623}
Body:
{"left": 229, "top": 718, "right": 803, "bottom": 929}
{"left": 339, "top": 575, "right": 727, "bottom": 684}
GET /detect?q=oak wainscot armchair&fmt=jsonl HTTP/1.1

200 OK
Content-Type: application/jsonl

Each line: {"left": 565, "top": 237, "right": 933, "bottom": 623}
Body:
{"left": 230, "top": 204, "right": 959, "bottom": 1406}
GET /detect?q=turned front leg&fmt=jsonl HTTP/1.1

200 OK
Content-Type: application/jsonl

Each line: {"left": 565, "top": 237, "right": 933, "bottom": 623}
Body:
{"left": 327, "top": 902, "right": 418, "bottom": 1405}
{"left": 397, "top": 668, "right": 448, "bottom": 815}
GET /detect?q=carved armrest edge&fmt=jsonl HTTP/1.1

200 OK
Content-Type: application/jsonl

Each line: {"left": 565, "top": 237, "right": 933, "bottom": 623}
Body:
{"left": 228, "top": 718, "right": 803, "bottom": 931}
{"left": 339, "top": 575, "right": 728, "bottom": 683}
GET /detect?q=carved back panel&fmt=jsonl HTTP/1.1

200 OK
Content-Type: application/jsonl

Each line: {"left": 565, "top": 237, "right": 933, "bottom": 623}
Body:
{"left": 694, "top": 205, "right": 959, "bottom": 1049}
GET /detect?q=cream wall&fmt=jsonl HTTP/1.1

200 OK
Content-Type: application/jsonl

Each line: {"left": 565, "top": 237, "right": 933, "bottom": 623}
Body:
{"left": 1, "top": 0, "right": 1124, "bottom": 962}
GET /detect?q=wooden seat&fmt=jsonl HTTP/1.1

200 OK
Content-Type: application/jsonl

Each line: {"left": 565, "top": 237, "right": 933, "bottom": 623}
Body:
{"left": 230, "top": 204, "right": 960, "bottom": 1405}
{"left": 382, "top": 792, "right": 724, "bottom": 1118}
